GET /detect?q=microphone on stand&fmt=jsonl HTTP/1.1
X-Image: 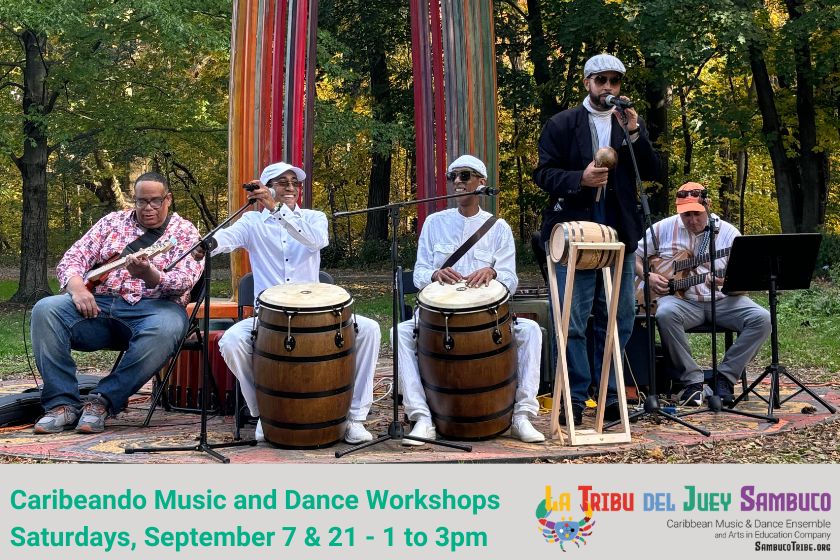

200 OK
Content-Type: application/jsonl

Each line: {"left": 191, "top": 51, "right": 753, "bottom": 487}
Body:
{"left": 604, "top": 94, "right": 634, "bottom": 109}
{"left": 474, "top": 185, "right": 499, "bottom": 195}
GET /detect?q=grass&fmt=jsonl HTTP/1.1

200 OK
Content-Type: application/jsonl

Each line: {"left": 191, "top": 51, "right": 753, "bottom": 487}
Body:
{"left": 1, "top": 278, "right": 838, "bottom": 380}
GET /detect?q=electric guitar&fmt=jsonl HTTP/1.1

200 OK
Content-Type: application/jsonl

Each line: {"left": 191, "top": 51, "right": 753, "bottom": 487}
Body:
{"left": 636, "top": 248, "right": 729, "bottom": 310}
{"left": 673, "top": 247, "right": 731, "bottom": 274}
{"left": 83, "top": 237, "right": 176, "bottom": 290}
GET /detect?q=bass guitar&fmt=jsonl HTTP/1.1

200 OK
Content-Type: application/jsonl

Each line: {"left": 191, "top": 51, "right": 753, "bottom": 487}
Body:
{"left": 83, "top": 237, "right": 176, "bottom": 290}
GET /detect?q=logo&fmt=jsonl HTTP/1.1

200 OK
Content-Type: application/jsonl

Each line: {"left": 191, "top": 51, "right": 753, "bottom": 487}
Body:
{"left": 535, "top": 499, "right": 595, "bottom": 552}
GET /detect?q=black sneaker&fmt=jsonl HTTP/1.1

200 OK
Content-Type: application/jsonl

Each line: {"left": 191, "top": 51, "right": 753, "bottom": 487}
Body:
{"left": 560, "top": 404, "right": 584, "bottom": 425}
{"left": 678, "top": 383, "right": 704, "bottom": 407}
{"left": 715, "top": 376, "right": 735, "bottom": 407}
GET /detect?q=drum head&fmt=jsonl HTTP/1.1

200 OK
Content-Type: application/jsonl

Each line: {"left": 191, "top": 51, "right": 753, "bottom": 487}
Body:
{"left": 418, "top": 279, "right": 508, "bottom": 311}
{"left": 258, "top": 282, "right": 351, "bottom": 312}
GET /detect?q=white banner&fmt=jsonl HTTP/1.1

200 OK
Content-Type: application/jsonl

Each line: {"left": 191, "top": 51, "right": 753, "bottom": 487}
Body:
{"left": 0, "top": 464, "right": 836, "bottom": 559}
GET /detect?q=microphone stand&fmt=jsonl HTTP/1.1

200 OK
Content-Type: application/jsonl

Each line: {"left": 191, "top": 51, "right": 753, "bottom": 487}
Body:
{"left": 333, "top": 189, "right": 496, "bottom": 458}
{"left": 603, "top": 109, "right": 709, "bottom": 436}
{"left": 126, "top": 198, "right": 260, "bottom": 463}
{"left": 678, "top": 200, "right": 777, "bottom": 424}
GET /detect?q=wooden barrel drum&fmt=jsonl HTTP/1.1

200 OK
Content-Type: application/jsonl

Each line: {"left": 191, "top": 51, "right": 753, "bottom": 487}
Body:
{"left": 549, "top": 221, "right": 618, "bottom": 270}
{"left": 253, "top": 283, "right": 356, "bottom": 448}
{"left": 416, "top": 280, "right": 516, "bottom": 440}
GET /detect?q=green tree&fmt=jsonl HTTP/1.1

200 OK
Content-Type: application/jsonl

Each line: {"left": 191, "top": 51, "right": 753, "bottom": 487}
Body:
{"left": 0, "top": 0, "right": 230, "bottom": 302}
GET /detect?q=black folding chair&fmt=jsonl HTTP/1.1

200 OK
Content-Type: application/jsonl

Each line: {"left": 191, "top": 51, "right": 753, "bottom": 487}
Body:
{"left": 397, "top": 268, "right": 418, "bottom": 322}
{"left": 142, "top": 274, "right": 216, "bottom": 426}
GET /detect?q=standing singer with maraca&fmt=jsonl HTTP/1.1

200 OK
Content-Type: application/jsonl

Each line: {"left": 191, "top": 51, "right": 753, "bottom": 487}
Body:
{"left": 532, "top": 53, "right": 661, "bottom": 424}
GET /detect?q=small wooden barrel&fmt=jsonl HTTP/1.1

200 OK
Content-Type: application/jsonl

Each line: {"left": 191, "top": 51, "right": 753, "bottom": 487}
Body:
{"left": 549, "top": 221, "right": 618, "bottom": 269}
{"left": 253, "top": 283, "right": 355, "bottom": 449}
{"left": 416, "top": 280, "right": 516, "bottom": 440}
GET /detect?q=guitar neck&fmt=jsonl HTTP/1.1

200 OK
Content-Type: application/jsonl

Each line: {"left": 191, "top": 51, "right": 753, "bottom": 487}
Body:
{"left": 84, "top": 238, "right": 174, "bottom": 284}
{"left": 670, "top": 269, "right": 726, "bottom": 293}
{"left": 673, "top": 247, "right": 731, "bottom": 273}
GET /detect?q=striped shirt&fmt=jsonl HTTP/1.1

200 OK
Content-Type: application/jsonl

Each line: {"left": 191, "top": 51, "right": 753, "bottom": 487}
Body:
{"left": 56, "top": 211, "right": 203, "bottom": 306}
{"left": 635, "top": 213, "right": 738, "bottom": 302}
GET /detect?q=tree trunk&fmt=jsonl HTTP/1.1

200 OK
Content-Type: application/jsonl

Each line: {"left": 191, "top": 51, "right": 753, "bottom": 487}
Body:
{"left": 526, "top": 0, "right": 560, "bottom": 125}
{"left": 747, "top": 44, "right": 800, "bottom": 233}
{"left": 786, "top": 0, "right": 825, "bottom": 232}
{"left": 643, "top": 56, "right": 670, "bottom": 217}
{"left": 10, "top": 30, "right": 53, "bottom": 303}
{"left": 363, "top": 50, "right": 394, "bottom": 242}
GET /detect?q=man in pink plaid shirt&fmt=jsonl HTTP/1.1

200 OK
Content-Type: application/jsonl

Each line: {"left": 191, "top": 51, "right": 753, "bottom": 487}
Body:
{"left": 30, "top": 172, "right": 203, "bottom": 434}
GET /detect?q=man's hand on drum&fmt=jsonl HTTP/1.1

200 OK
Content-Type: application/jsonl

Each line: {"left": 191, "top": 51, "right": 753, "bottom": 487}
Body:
{"left": 432, "top": 267, "right": 463, "bottom": 285}
{"left": 647, "top": 272, "right": 670, "bottom": 295}
{"left": 463, "top": 267, "right": 496, "bottom": 288}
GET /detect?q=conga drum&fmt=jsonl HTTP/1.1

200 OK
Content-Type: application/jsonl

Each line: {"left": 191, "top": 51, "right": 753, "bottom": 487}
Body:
{"left": 549, "top": 221, "right": 618, "bottom": 269}
{"left": 416, "top": 280, "right": 516, "bottom": 440}
{"left": 253, "top": 283, "right": 356, "bottom": 448}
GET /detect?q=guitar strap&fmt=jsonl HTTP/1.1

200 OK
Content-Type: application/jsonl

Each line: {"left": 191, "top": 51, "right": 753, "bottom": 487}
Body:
{"left": 120, "top": 214, "right": 171, "bottom": 257}
{"left": 441, "top": 216, "right": 498, "bottom": 270}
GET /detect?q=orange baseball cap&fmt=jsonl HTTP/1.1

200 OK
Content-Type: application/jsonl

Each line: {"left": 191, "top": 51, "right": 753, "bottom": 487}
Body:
{"left": 676, "top": 182, "right": 708, "bottom": 213}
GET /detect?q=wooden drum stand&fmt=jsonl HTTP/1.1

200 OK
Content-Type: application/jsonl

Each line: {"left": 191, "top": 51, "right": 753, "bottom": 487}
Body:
{"left": 546, "top": 221, "right": 632, "bottom": 445}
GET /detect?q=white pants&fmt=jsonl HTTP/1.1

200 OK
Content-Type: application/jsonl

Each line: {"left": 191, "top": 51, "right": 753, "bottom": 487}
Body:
{"left": 219, "top": 313, "right": 380, "bottom": 421}
{"left": 394, "top": 316, "right": 542, "bottom": 422}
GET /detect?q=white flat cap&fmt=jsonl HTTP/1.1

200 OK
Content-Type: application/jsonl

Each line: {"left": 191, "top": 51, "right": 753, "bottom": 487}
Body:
{"left": 448, "top": 154, "right": 487, "bottom": 178}
{"left": 583, "top": 54, "right": 626, "bottom": 78}
{"left": 259, "top": 162, "right": 306, "bottom": 184}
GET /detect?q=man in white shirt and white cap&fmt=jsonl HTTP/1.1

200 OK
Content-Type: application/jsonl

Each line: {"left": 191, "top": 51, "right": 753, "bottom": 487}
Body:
{"left": 394, "top": 154, "right": 545, "bottom": 444}
{"left": 532, "top": 53, "right": 660, "bottom": 425}
{"left": 198, "top": 162, "right": 380, "bottom": 445}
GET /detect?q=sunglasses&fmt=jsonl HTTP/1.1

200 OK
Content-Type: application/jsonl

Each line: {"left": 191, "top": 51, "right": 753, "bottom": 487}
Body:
{"left": 267, "top": 179, "right": 302, "bottom": 189}
{"left": 446, "top": 170, "right": 480, "bottom": 182}
{"left": 676, "top": 189, "right": 707, "bottom": 199}
{"left": 591, "top": 75, "right": 622, "bottom": 86}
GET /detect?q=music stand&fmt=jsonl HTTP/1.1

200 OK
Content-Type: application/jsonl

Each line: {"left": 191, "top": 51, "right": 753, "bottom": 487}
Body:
{"left": 723, "top": 233, "right": 835, "bottom": 416}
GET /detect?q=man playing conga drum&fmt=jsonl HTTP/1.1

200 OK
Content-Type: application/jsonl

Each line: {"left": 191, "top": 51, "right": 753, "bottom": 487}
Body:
{"left": 394, "top": 155, "right": 545, "bottom": 444}
{"left": 197, "top": 162, "right": 380, "bottom": 444}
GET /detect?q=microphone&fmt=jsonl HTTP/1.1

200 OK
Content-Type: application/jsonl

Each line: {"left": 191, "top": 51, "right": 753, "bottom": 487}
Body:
{"left": 604, "top": 94, "right": 634, "bottom": 109}
{"left": 474, "top": 185, "right": 499, "bottom": 195}
{"left": 243, "top": 182, "right": 277, "bottom": 201}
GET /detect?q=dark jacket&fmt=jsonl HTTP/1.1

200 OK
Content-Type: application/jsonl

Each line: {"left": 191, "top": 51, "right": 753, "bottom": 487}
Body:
{"left": 532, "top": 104, "right": 660, "bottom": 246}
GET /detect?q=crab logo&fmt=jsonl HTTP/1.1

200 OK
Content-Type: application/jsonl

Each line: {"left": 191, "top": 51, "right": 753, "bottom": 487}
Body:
{"left": 535, "top": 500, "right": 595, "bottom": 551}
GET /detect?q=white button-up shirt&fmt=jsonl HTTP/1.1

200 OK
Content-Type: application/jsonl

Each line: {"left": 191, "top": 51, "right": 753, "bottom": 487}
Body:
{"left": 211, "top": 206, "right": 328, "bottom": 304}
{"left": 413, "top": 208, "right": 519, "bottom": 293}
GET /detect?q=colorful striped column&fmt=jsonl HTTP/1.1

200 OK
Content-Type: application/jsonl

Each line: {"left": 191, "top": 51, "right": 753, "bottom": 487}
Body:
{"left": 228, "top": 0, "right": 318, "bottom": 292}
{"left": 410, "top": 0, "right": 499, "bottom": 226}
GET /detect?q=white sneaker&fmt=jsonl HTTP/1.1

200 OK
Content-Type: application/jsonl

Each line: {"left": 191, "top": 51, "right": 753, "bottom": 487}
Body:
{"left": 254, "top": 419, "right": 265, "bottom": 442}
{"left": 344, "top": 420, "right": 373, "bottom": 444}
{"left": 510, "top": 415, "right": 545, "bottom": 443}
{"left": 402, "top": 417, "right": 436, "bottom": 446}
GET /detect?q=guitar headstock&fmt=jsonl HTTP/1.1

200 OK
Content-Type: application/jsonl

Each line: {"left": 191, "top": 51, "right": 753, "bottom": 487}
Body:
{"left": 141, "top": 237, "right": 177, "bottom": 258}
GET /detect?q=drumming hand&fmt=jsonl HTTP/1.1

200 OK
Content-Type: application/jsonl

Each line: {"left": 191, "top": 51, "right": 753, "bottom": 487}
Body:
{"left": 66, "top": 276, "right": 100, "bottom": 319}
{"left": 433, "top": 267, "right": 463, "bottom": 284}
{"left": 648, "top": 272, "right": 670, "bottom": 295}
{"left": 581, "top": 161, "right": 609, "bottom": 189}
{"left": 464, "top": 267, "right": 496, "bottom": 288}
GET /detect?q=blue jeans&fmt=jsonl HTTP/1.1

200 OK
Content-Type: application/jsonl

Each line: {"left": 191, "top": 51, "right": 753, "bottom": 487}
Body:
{"left": 30, "top": 294, "right": 188, "bottom": 414}
{"left": 553, "top": 249, "right": 636, "bottom": 408}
